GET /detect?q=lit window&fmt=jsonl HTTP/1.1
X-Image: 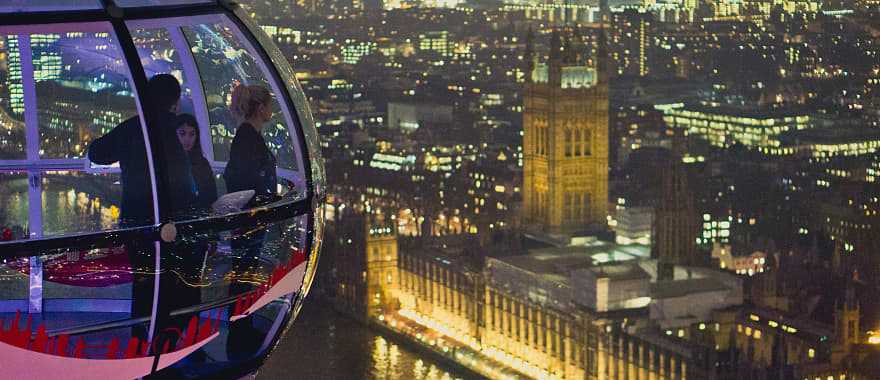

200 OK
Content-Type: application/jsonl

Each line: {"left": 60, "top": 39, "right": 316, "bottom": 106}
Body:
{"left": 808, "top": 348, "right": 815, "bottom": 358}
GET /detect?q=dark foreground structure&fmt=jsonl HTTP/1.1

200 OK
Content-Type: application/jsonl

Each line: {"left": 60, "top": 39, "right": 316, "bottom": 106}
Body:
{"left": 0, "top": 1, "right": 325, "bottom": 378}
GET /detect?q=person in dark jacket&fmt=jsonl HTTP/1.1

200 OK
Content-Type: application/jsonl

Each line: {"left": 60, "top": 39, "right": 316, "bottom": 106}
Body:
{"left": 174, "top": 114, "right": 217, "bottom": 210}
{"left": 223, "top": 84, "right": 277, "bottom": 198}
{"left": 86, "top": 74, "right": 196, "bottom": 346}
{"left": 223, "top": 83, "right": 279, "bottom": 355}
{"left": 87, "top": 74, "right": 196, "bottom": 226}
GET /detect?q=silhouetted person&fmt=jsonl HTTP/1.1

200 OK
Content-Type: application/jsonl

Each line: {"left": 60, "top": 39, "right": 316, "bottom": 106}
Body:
{"left": 175, "top": 114, "right": 217, "bottom": 210}
{"left": 87, "top": 74, "right": 197, "bottom": 226}
{"left": 223, "top": 85, "right": 278, "bottom": 355}
{"left": 87, "top": 74, "right": 196, "bottom": 346}
{"left": 223, "top": 84, "right": 277, "bottom": 199}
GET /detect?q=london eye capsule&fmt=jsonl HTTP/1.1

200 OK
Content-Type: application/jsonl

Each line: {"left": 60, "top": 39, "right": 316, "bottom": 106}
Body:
{"left": 0, "top": 1, "right": 325, "bottom": 378}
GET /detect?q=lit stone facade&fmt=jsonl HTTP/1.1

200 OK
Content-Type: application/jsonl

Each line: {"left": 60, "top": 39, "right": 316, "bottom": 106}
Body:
{"left": 393, "top": 245, "right": 720, "bottom": 379}
{"left": 332, "top": 211, "right": 399, "bottom": 319}
{"left": 397, "top": 247, "right": 483, "bottom": 344}
{"left": 523, "top": 30, "right": 609, "bottom": 235}
{"left": 482, "top": 286, "right": 593, "bottom": 379}
{"left": 365, "top": 216, "right": 400, "bottom": 318}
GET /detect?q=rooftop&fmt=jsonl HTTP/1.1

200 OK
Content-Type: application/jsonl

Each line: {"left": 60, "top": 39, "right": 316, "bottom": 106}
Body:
{"left": 650, "top": 277, "right": 731, "bottom": 299}
{"left": 494, "top": 241, "right": 651, "bottom": 281}
{"left": 778, "top": 125, "right": 880, "bottom": 145}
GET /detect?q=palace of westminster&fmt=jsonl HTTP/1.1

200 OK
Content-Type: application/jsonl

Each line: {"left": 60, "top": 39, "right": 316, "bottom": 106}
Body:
{"left": 314, "top": 25, "right": 875, "bottom": 380}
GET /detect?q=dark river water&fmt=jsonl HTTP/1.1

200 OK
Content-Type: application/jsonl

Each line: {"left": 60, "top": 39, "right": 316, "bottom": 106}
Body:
{"left": 258, "top": 303, "right": 468, "bottom": 380}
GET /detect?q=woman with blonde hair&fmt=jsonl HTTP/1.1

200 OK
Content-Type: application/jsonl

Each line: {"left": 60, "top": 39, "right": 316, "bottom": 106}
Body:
{"left": 223, "top": 83, "right": 277, "bottom": 198}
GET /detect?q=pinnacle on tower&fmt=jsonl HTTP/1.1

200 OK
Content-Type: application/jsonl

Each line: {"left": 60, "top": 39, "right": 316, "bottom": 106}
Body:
{"left": 550, "top": 28, "right": 562, "bottom": 61}
{"left": 525, "top": 25, "right": 535, "bottom": 83}
{"left": 562, "top": 33, "right": 576, "bottom": 64}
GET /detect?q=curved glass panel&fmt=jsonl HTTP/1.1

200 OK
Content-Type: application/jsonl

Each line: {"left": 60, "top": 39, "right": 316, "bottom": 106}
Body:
{"left": 0, "top": 8, "right": 323, "bottom": 380}
{"left": 129, "top": 26, "right": 197, "bottom": 116}
{"left": 114, "top": 0, "right": 215, "bottom": 7}
{"left": 232, "top": 8, "right": 326, "bottom": 201}
{"left": 0, "top": 0, "right": 102, "bottom": 13}
{"left": 34, "top": 31, "right": 136, "bottom": 160}
{"left": 0, "top": 172, "right": 27, "bottom": 240}
{"left": 0, "top": 21, "right": 161, "bottom": 345}
{"left": 182, "top": 22, "right": 300, "bottom": 173}
{"left": 0, "top": 35, "right": 25, "bottom": 161}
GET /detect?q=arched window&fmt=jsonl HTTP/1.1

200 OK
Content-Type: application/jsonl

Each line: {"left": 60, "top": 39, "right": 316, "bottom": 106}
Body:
{"left": 564, "top": 128, "right": 573, "bottom": 157}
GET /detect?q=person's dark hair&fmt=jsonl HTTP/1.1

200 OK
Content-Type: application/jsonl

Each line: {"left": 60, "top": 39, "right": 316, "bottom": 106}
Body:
{"left": 174, "top": 113, "right": 203, "bottom": 156}
{"left": 147, "top": 74, "right": 182, "bottom": 112}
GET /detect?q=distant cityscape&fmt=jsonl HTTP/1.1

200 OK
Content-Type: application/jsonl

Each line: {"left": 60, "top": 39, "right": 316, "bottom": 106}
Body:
{"left": 237, "top": 0, "right": 880, "bottom": 378}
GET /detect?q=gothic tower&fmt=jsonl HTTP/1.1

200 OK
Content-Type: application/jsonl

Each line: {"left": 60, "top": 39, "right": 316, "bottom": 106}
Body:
{"left": 522, "top": 28, "right": 609, "bottom": 235}
{"left": 831, "top": 281, "right": 860, "bottom": 364}
{"left": 365, "top": 211, "right": 399, "bottom": 318}
{"left": 332, "top": 209, "right": 399, "bottom": 319}
{"left": 651, "top": 131, "right": 701, "bottom": 281}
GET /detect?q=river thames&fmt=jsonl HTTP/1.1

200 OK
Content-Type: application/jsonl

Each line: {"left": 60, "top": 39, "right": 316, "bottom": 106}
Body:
{"left": 259, "top": 303, "right": 470, "bottom": 380}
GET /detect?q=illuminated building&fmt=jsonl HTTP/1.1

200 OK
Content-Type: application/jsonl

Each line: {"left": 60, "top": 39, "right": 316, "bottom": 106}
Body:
{"left": 773, "top": 126, "right": 880, "bottom": 159}
{"left": 3, "top": 37, "right": 23, "bottom": 116}
{"left": 662, "top": 103, "right": 812, "bottom": 151}
{"left": 711, "top": 243, "right": 766, "bottom": 275}
{"left": 742, "top": 0, "right": 820, "bottom": 15}
{"left": 610, "top": 9, "right": 652, "bottom": 77}
{"left": 595, "top": 325, "right": 716, "bottom": 380}
{"left": 341, "top": 39, "right": 377, "bottom": 65}
{"left": 483, "top": 244, "right": 645, "bottom": 380}
{"left": 502, "top": 1, "right": 598, "bottom": 25}
{"left": 730, "top": 307, "right": 831, "bottom": 374}
{"left": 613, "top": 204, "right": 653, "bottom": 245}
{"left": 812, "top": 185, "right": 880, "bottom": 277}
{"left": 523, "top": 30, "right": 609, "bottom": 235}
{"left": 418, "top": 30, "right": 451, "bottom": 57}
{"left": 369, "top": 152, "right": 418, "bottom": 171}
{"left": 366, "top": 213, "right": 400, "bottom": 318}
{"left": 387, "top": 101, "right": 453, "bottom": 132}
{"left": 651, "top": 134, "right": 701, "bottom": 281}
{"left": 332, "top": 210, "right": 400, "bottom": 319}
{"left": 31, "top": 34, "right": 62, "bottom": 82}
{"left": 699, "top": 213, "right": 731, "bottom": 245}
{"left": 397, "top": 244, "right": 483, "bottom": 345}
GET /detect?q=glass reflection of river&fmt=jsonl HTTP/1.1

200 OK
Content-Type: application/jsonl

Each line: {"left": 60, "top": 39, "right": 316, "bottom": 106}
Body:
{"left": 0, "top": 174, "right": 122, "bottom": 237}
{"left": 260, "top": 303, "right": 466, "bottom": 380}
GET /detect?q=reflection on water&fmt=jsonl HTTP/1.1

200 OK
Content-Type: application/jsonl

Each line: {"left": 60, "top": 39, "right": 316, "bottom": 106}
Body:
{"left": 260, "top": 303, "right": 464, "bottom": 380}
{"left": 0, "top": 174, "right": 122, "bottom": 240}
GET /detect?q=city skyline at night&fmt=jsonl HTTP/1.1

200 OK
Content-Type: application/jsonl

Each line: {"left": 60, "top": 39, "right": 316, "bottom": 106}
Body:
{"left": 240, "top": 0, "right": 880, "bottom": 378}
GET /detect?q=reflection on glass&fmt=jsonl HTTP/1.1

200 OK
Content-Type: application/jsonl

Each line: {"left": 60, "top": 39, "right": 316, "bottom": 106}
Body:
{"left": 185, "top": 215, "right": 308, "bottom": 304}
{"left": 0, "top": 0, "right": 102, "bottom": 12}
{"left": 0, "top": 35, "right": 26, "bottom": 161}
{"left": 114, "top": 0, "right": 214, "bottom": 8}
{"left": 0, "top": 172, "right": 28, "bottom": 240}
{"left": 129, "top": 27, "right": 197, "bottom": 117}
{"left": 182, "top": 22, "right": 298, "bottom": 171}
{"left": 40, "top": 171, "right": 122, "bottom": 236}
{"left": 33, "top": 31, "right": 137, "bottom": 160}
